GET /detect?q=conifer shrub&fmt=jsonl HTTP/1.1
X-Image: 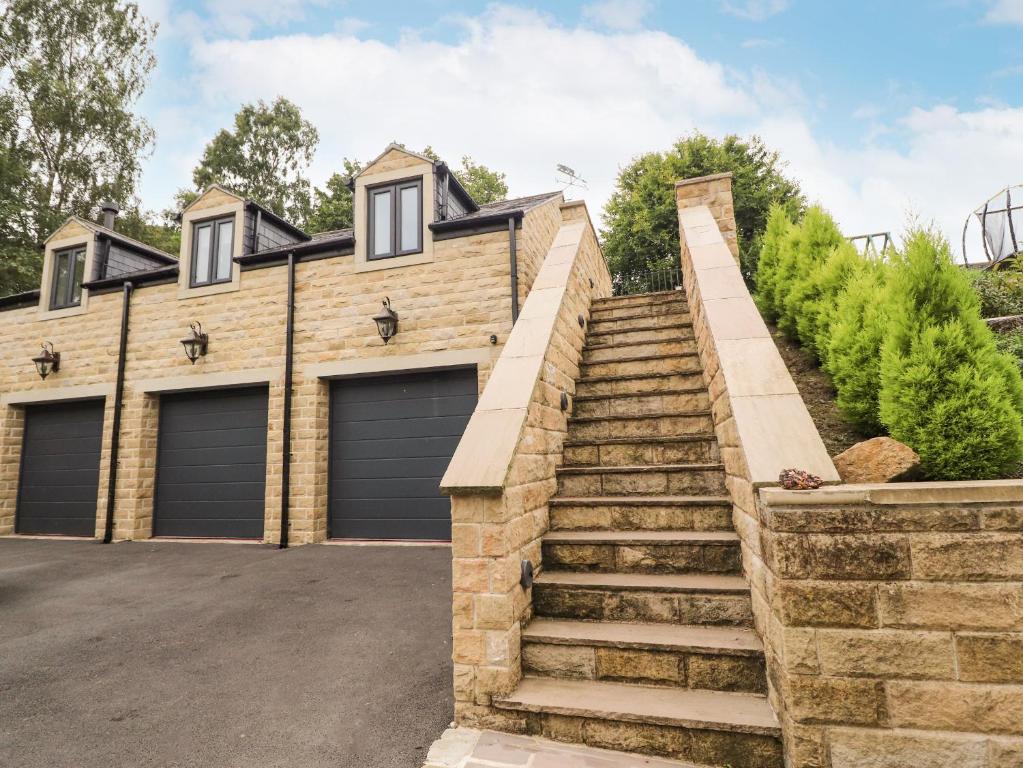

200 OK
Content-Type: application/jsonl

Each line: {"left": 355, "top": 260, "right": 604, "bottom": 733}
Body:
{"left": 824, "top": 259, "right": 890, "bottom": 435}
{"left": 810, "top": 241, "right": 867, "bottom": 367}
{"left": 753, "top": 204, "right": 794, "bottom": 322}
{"left": 879, "top": 230, "right": 1023, "bottom": 479}
{"left": 776, "top": 206, "right": 845, "bottom": 340}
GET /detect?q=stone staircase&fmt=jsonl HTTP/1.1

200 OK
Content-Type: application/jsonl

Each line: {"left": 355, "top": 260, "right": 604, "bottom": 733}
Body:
{"left": 493, "top": 291, "right": 783, "bottom": 768}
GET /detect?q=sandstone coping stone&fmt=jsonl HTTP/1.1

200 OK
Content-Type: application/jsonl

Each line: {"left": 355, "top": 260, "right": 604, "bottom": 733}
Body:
{"left": 676, "top": 201, "right": 838, "bottom": 488}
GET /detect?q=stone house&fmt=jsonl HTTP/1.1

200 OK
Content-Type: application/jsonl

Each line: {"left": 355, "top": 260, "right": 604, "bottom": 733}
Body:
{"left": 0, "top": 144, "right": 592, "bottom": 544}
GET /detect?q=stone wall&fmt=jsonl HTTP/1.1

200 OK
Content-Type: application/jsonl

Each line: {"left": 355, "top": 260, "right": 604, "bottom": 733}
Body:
{"left": 760, "top": 482, "right": 1023, "bottom": 767}
{"left": 441, "top": 200, "right": 612, "bottom": 729}
{"left": 677, "top": 174, "right": 1023, "bottom": 767}
{"left": 0, "top": 191, "right": 565, "bottom": 543}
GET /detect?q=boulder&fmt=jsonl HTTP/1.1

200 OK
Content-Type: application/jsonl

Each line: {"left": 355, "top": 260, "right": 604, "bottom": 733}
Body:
{"left": 832, "top": 437, "right": 920, "bottom": 483}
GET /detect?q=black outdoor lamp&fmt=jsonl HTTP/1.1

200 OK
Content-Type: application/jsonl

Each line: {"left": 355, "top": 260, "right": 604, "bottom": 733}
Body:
{"left": 372, "top": 297, "right": 399, "bottom": 344}
{"left": 180, "top": 321, "right": 208, "bottom": 364}
{"left": 32, "top": 341, "right": 60, "bottom": 380}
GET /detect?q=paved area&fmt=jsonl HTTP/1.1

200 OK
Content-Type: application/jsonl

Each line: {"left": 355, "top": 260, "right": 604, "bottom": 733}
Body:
{"left": 0, "top": 538, "right": 453, "bottom": 768}
{"left": 425, "top": 728, "right": 699, "bottom": 767}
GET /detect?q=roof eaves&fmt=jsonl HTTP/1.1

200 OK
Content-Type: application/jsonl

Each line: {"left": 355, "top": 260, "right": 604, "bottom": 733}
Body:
{"left": 82, "top": 264, "right": 179, "bottom": 290}
{"left": 0, "top": 289, "right": 41, "bottom": 311}
{"left": 236, "top": 230, "right": 355, "bottom": 265}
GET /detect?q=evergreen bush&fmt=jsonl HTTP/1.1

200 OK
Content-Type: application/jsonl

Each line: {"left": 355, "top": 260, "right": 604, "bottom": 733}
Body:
{"left": 753, "top": 204, "right": 794, "bottom": 322}
{"left": 824, "top": 260, "right": 889, "bottom": 435}
{"left": 776, "top": 206, "right": 845, "bottom": 340}
{"left": 879, "top": 230, "right": 1023, "bottom": 479}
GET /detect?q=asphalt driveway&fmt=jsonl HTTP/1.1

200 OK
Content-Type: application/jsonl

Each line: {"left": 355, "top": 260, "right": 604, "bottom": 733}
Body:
{"left": 0, "top": 539, "right": 453, "bottom": 768}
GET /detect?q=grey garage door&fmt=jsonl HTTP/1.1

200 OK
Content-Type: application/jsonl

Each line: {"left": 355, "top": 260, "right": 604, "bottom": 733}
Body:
{"left": 16, "top": 400, "right": 104, "bottom": 536}
{"left": 154, "top": 387, "right": 268, "bottom": 538}
{"left": 329, "top": 367, "right": 478, "bottom": 540}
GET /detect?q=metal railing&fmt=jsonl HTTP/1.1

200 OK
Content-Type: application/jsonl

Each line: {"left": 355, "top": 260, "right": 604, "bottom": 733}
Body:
{"left": 611, "top": 265, "right": 683, "bottom": 297}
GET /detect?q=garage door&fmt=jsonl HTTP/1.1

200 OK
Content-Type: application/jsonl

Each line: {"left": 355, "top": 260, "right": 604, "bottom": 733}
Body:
{"left": 329, "top": 368, "right": 478, "bottom": 540}
{"left": 154, "top": 387, "right": 268, "bottom": 538}
{"left": 16, "top": 400, "right": 104, "bottom": 536}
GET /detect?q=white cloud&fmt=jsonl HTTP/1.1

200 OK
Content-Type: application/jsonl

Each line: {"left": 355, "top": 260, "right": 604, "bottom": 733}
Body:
{"left": 985, "top": 0, "right": 1023, "bottom": 25}
{"left": 137, "top": 3, "right": 1021, "bottom": 263}
{"left": 719, "top": 0, "right": 790, "bottom": 21}
{"left": 582, "top": 0, "right": 653, "bottom": 31}
{"left": 182, "top": 5, "right": 752, "bottom": 220}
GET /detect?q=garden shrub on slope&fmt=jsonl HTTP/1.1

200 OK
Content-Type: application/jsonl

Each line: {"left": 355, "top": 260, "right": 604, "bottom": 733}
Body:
{"left": 753, "top": 204, "right": 794, "bottom": 322}
{"left": 879, "top": 230, "right": 1023, "bottom": 479}
{"left": 824, "top": 259, "right": 890, "bottom": 435}
{"left": 777, "top": 207, "right": 846, "bottom": 342}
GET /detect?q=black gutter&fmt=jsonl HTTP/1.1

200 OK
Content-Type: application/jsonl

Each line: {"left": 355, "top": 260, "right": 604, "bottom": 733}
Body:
{"left": 83, "top": 265, "right": 179, "bottom": 295}
{"left": 430, "top": 209, "right": 524, "bottom": 234}
{"left": 103, "top": 281, "right": 132, "bottom": 543}
{"left": 279, "top": 252, "right": 295, "bottom": 549}
{"left": 0, "top": 289, "right": 41, "bottom": 311}
{"left": 235, "top": 235, "right": 355, "bottom": 267}
{"left": 509, "top": 216, "right": 519, "bottom": 323}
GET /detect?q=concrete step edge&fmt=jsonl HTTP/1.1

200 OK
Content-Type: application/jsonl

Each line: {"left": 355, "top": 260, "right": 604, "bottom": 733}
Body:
{"left": 569, "top": 410, "right": 713, "bottom": 425}
{"left": 572, "top": 386, "right": 708, "bottom": 403}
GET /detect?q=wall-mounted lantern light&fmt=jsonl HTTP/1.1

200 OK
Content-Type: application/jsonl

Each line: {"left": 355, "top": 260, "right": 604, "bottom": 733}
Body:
{"left": 180, "top": 321, "right": 208, "bottom": 364}
{"left": 373, "top": 297, "right": 399, "bottom": 344}
{"left": 32, "top": 342, "right": 60, "bottom": 380}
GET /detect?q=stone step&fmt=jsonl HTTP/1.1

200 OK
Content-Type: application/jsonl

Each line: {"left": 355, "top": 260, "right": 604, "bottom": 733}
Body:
{"left": 591, "top": 291, "right": 687, "bottom": 310}
{"left": 580, "top": 353, "right": 702, "bottom": 379}
{"left": 542, "top": 530, "right": 741, "bottom": 575}
{"left": 575, "top": 371, "right": 705, "bottom": 397}
{"left": 563, "top": 435, "right": 720, "bottom": 467}
{"left": 533, "top": 571, "right": 753, "bottom": 626}
{"left": 583, "top": 338, "right": 696, "bottom": 364}
{"left": 548, "top": 496, "right": 734, "bottom": 532}
{"left": 590, "top": 299, "right": 689, "bottom": 322}
{"left": 585, "top": 322, "right": 693, "bottom": 347}
{"left": 493, "top": 678, "right": 782, "bottom": 767}
{"left": 588, "top": 311, "right": 692, "bottom": 333}
{"left": 522, "top": 618, "right": 766, "bottom": 693}
{"left": 572, "top": 388, "right": 711, "bottom": 419}
{"left": 567, "top": 412, "right": 715, "bottom": 442}
{"left": 556, "top": 463, "right": 727, "bottom": 497}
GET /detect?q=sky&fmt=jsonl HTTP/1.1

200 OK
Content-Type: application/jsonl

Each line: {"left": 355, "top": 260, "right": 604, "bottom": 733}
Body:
{"left": 132, "top": 0, "right": 1023, "bottom": 261}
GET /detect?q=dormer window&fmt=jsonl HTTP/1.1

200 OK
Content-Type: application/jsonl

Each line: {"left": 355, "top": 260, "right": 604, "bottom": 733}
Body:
{"left": 368, "top": 177, "right": 422, "bottom": 260}
{"left": 190, "top": 215, "right": 235, "bottom": 287}
{"left": 50, "top": 247, "right": 86, "bottom": 310}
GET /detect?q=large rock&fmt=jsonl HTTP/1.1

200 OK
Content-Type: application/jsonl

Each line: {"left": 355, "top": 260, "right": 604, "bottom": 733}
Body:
{"left": 833, "top": 437, "right": 920, "bottom": 483}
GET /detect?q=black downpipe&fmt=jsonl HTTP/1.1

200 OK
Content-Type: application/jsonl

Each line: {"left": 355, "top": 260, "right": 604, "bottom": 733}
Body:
{"left": 103, "top": 281, "right": 132, "bottom": 543}
{"left": 279, "top": 252, "right": 295, "bottom": 549}
{"left": 508, "top": 216, "right": 519, "bottom": 323}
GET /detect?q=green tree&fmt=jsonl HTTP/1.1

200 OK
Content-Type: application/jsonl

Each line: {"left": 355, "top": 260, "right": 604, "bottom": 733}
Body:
{"left": 0, "top": 0, "right": 157, "bottom": 295}
{"left": 179, "top": 97, "right": 319, "bottom": 225}
{"left": 305, "top": 158, "right": 364, "bottom": 233}
{"left": 601, "top": 133, "right": 804, "bottom": 282}
{"left": 421, "top": 146, "right": 508, "bottom": 204}
{"left": 879, "top": 229, "right": 1023, "bottom": 479}
{"left": 116, "top": 207, "right": 181, "bottom": 256}
{"left": 453, "top": 155, "right": 508, "bottom": 204}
